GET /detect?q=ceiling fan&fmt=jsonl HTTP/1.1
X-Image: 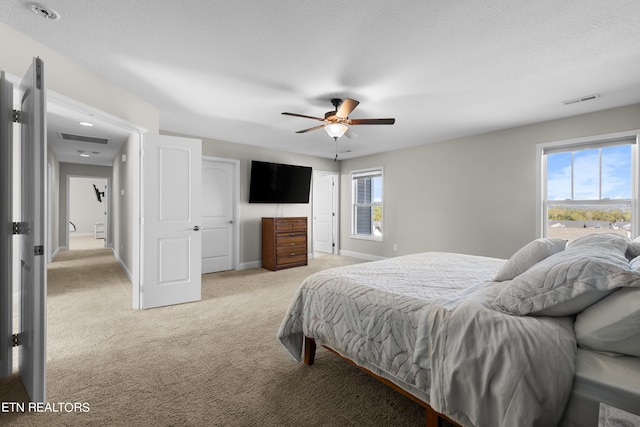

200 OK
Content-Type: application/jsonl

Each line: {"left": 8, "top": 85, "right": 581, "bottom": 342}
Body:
{"left": 282, "top": 98, "right": 395, "bottom": 141}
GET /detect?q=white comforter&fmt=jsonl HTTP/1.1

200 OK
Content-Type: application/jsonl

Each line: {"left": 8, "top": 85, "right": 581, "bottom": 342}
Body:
{"left": 277, "top": 252, "right": 577, "bottom": 427}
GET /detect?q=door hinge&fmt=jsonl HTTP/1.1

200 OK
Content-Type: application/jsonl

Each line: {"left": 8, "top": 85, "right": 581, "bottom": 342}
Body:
{"left": 35, "top": 57, "right": 43, "bottom": 90}
{"left": 12, "top": 333, "right": 21, "bottom": 347}
{"left": 12, "top": 222, "right": 27, "bottom": 234}
{"left": 12, "top": 109, "right": 21, "bottom": 123}
{"left": 34, "top": 245, "right": 44, "bottom": 256}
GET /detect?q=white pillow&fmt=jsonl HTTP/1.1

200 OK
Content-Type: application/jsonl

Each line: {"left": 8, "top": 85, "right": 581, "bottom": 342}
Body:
{"left": 626, "top": 236, "right": 640, "bottom": 260}
{"left": 568, "top": 232, "right": 629, "bottom": 255}
{"left": 493, "top": 238, "right": 567, "bottom": 282}
{"left": 575, "top": 287, "right": 640, "bottom": 357}
{"left": 495, "top": 244, "right": 640, "bottom": 316}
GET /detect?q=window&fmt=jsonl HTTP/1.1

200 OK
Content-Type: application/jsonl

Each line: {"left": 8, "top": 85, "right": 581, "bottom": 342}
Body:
{"left": 351, "top": 168, "right": 383, "bottom": 239}
{"left": 539, "top": 135, "right": 637, "bottom": 242}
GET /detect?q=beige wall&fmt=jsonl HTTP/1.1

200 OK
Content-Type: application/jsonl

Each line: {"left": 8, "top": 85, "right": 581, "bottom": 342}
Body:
{"left": 339, "top": 103, "right": 640, "bottom": 260}
{"left": 166, "top": 134, "right": 340, "bottom": 266}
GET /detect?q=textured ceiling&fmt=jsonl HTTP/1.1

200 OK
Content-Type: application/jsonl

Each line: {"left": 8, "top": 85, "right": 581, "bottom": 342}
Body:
{"left": 3, "top": 0, "right": 640, "bottom": 163}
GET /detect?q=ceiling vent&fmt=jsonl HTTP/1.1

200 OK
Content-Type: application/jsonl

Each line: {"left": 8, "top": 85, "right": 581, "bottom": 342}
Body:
{"left": 59, "top": 133, "right": 109, "bottom": 145}
{"left": 562, "top": 94, "right": 600, "bottom": 105}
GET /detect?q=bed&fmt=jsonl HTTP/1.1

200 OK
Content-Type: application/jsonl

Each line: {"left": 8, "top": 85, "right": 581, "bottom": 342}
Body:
{"left": 277, "top": 233, "right": 640, "bottom": 427}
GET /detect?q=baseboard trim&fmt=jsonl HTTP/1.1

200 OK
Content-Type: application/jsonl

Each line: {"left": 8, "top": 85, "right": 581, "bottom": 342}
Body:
{"left": 51, "top": 246, "right": 62, "bottom": 260}
{"left": 338, "top": 250, "right": 386, "bottom": 261}
{"left": 112, "top": 249, "right": 133, "bottom": 282}
{"left": 237, "top": 260, "right": 261, "bottom": 271}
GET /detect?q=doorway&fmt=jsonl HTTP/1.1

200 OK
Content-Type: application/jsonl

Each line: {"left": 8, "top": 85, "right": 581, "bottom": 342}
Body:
{"left": 68, "top": 176, "right": 109, "bottom": 250}
{"left": 312, "top": 171, "right": 339, "bottom": 255}
{"left": 201, "top": 157, "right": 239, "bottom": 274}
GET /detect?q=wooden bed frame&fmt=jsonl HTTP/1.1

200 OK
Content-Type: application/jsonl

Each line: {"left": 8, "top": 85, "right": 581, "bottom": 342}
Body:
{"left": 303, "top": 336, "right": 462, "bottom": 427}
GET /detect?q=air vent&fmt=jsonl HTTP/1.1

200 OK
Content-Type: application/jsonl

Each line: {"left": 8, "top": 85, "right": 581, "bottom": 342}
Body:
{"left": 60, "top": 133, "right": 109, "bottom": 144}
{"left": 562, "top": 94, "right": 600, "bottom": 105}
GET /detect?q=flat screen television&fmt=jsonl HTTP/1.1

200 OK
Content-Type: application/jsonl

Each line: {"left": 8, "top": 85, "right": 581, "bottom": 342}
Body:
{"left": 249, "top": 160, "right": 312, "bottom": 203}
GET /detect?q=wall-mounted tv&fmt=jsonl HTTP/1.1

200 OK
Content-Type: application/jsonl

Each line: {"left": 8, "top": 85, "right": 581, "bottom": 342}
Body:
{"left": 249, "top": 160, "right": 312, "bottom": 204}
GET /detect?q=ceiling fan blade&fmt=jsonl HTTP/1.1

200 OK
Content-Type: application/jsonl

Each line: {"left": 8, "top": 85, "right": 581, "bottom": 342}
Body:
{"left": 347, "top": 118, "right": 395, "bottom": 125}
{"left": 295, "top": 124, "right": 326, "bottom": 134}
{"left": 335, "top": 98, "right": 359, "bottom": 119}
{"left": 282, "top": 112, "right": 325, "bottom": 121}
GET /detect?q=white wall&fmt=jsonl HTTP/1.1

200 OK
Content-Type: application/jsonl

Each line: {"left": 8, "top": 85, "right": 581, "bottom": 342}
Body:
{"left": 68, "top": 177, "right": 107, "bottom": 235}
{"left": 112, "top": 134, "right": 139, "bottom": 278}
{"left": 339, "top": 103, "right": 640, "bottom": 260}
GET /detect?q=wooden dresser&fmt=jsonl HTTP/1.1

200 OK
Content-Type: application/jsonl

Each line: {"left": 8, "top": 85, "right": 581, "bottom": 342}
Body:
{"left": 261, "top": 217, "right": 308, "bottom": 271}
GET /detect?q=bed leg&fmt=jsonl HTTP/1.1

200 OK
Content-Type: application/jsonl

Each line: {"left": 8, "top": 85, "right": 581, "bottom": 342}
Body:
{"left": 303, "top": 336, "right": 316, "bottom": 365}
{"left": 426, "top": 406, "right": 440, "bottom": 427}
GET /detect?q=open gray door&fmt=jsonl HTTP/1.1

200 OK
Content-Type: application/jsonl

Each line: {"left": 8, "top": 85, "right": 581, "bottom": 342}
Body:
{"left": 19, "top": 58, "right": 47, "bottom": 402}
{"left": 0, "top": 59, "right": 46, "bottom": 401}
{"left": 0, "top": 72, "right": 14, "bottom": 378}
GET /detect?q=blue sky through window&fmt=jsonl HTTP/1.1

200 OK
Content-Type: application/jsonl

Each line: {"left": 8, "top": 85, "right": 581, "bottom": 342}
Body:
{"left": 372, "top": 176, "right": 382, "bottom": 203}
{"left": 547, "top": 145, "right": 631, "bottom": 200}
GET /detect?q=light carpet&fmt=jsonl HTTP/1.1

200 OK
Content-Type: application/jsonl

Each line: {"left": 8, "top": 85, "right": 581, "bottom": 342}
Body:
{"left": 0, "top": 249, "right": 426, "bottom": 426}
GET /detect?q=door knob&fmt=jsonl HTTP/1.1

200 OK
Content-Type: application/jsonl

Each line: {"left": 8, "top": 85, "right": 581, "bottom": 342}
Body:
{"left": 193, "top": 225, "right": 200, "bottom": 231}
{"left": 227, "top": 220, "right": 234, "bottom": 224}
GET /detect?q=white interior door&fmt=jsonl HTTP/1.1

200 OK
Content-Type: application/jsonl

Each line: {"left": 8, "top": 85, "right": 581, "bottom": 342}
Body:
{"left": 140, "top": 134, "right": 201, "bottom": 309}
{"left": 313, "top": 172, "right": 338, "bottom": 254}
{"left": 201, "top": 158, "right": 236, "bottom": 273}
{"left": 0, "top": 71, "right": 13, "bottom": 379}
{"left": 19, "top": 58, "right": 47, "bottom": 402}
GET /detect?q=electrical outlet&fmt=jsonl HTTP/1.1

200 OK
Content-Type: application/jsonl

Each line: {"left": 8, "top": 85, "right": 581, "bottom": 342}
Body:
{"left": 393, "top": 244, "right": 398, "bottom": 252}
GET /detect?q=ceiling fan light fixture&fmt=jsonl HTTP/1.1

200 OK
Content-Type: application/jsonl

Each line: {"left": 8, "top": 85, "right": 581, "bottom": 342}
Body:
{"left": 324, "top": 123, "right": 348, "bottom": 140}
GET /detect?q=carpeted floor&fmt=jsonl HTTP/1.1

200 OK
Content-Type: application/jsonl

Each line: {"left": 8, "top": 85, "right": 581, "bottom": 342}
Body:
{"left": 0, "top": 249, "right": 427, "bottom": 426}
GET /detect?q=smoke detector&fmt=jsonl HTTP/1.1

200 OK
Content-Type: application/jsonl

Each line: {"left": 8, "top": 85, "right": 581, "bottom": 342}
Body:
{"left": 30, "top": 3, "right": 60, "bottom": 20}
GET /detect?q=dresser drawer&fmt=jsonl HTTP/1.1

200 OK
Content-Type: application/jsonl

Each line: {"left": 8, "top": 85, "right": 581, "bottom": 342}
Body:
{"left": 275, "top": 219, "right": 307, "bottom": 232}
{"left": 276, "top": 243, "right": 306, "bottom": 256}
{"left": 277, "top": 234, "right": 306, "bottom": 246}
{"left": 276, "top": 253, "right": 307, "bottom": 266}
